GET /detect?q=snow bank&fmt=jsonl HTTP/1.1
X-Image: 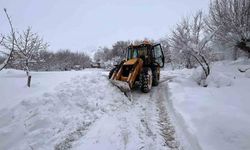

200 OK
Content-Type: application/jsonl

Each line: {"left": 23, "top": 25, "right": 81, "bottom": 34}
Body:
{"left": 206, "top": 71, "right": 232, "bottom": 87}
{"left": 190, "top": 67, "right": 207, "bottom": 86}
{"left": 245, "top": 70, "right": 250, "bottom": 78}
{"left": 0, "top": 69, "right": 127, "bottom": 150}
{"left": 0, "top": 69, "right": 85, "bottom": 110}
{"left": 164, "top": 59, "right": 250, "bottom": 150}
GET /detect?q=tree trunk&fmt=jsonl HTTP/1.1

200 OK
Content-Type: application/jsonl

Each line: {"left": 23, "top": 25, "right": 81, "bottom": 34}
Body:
{"left": 27, "top": 75, "right": 31, "bottom": 87}
{"left": 186, "top": 57, "right": 192, "bottom": 69}
{"left": 233, "top": 47, "right": 238, "bottom": 60}
{"left": 25, "top": 60, "right": 31, "bottom": 87}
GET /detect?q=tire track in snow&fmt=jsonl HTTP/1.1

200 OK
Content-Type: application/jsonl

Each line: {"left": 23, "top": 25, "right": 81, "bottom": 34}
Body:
{"left": 131, "top": 90, "right": 165, "bottom": 150}
{"left": 131, "top": 76, "right": 182, "bottom": 150}
{"left": 55, "top": 122, "right": 92, "bottom": 150}
{"left": 62, "top": 72, "right": 181, "bottom": 150}
{"left": 153, "top": 82, "right": 181, "bottom": 150}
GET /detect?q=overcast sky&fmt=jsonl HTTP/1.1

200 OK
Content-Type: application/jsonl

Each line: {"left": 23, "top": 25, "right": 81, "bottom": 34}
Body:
{"left": 0, "top": 0, "right": 209, "bottom": 54}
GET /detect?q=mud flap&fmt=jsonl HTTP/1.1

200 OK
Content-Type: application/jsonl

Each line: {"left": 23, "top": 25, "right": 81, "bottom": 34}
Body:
{"left": 110, "top": 80, "right": 131, "bottom": 92}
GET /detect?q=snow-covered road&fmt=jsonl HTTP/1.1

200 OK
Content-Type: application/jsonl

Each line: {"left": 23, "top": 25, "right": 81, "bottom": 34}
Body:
{"left": 0, "top": 69, "right": 182, "bottom": 150}
{"left": 73, "top": 75, "right": 181, "bottom": 150}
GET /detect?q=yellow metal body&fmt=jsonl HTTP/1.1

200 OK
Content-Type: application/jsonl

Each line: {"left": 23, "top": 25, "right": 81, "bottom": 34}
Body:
{"left": 111, "top": 58, "right": 143, "bottom": 90}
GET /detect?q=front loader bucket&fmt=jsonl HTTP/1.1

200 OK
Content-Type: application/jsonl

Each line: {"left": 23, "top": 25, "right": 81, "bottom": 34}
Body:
{"left": 110, "top": 80, "right": 131, "bottom": 92}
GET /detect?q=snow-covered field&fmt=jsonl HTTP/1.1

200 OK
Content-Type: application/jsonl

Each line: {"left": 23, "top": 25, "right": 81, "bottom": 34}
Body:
{"left": 1, "top": 59, "right": 250, "bottom": 150}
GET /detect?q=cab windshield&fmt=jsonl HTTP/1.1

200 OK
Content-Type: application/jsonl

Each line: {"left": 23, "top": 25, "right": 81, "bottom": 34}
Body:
{"left": 127, "top": 46, "right": 148, "bottom": 60}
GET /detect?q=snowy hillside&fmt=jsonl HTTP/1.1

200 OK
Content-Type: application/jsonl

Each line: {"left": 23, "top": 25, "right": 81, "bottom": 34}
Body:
{"left": 0, "top": 59, "right": 250, "bottom": 150}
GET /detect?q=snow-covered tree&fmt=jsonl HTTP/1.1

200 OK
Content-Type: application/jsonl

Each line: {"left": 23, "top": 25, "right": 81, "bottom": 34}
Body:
{"left": 94, "top": 47, "right": 111, "bottom": 63}
{"left": 1, "top": 27, "right": 48, "bottom": 87}
{"left": 94, "top": 41, "right": 130, "bottom": 65}
{"left": 158, "top": 37, "right": 171, "bottom": 63}
{"left": 207, "top": 0, "right": 250, "bottom": 56}
{"left": 169, "top": 16, "right": 194, "bottom": 68}
{"left": 169, "top": 11, "right": 212, "bottom": 82}
{"left": 2, "top": 27, "right": 48, "bottom": 74}
{"left": 111, "top": 41, "right": 130, "bottom": 59}
{"left": 42, "top": 49, "right": 91, "bottom": 71}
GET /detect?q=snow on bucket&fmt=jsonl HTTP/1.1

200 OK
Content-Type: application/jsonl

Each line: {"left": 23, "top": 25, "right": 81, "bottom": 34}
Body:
{"left": 110, "top": 80, "right": 131, "bottom": 92}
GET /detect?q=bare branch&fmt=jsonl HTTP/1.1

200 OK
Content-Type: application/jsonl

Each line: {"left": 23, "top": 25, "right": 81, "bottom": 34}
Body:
{"left": 0, "top": 8, "right": 15, "bottom": 71}
{"left": 0, "top": 36, "right": 4, "bottom": 44}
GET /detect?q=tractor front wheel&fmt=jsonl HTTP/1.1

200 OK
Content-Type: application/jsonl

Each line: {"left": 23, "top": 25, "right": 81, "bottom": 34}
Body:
{"left": 109, "top": 67, "right": 116, "bottom": 79}
{"left": 140, "top": 68, "right": 153, "bottom": 93}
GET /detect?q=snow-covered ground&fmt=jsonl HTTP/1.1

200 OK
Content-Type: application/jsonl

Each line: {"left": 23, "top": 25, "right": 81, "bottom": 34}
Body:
{"left": 1, "top": 59, "right": 250, "bottom": 150}
{"left": 166, "top": 59, "right": 250, "bottom": 150}
{"left": 0, "top": 69, "right": 128, "bottom": 150}
{"left": 0, "top": 69, "right": 180, "bottom": 150}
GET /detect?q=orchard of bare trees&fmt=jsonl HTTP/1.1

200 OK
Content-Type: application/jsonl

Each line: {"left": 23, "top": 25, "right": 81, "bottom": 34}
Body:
{"left": 0, "top": 9, "right": 91, "bottom": 72}
{"left": 0, "top": 9, "right": 92, "bottom": 87}
{"left": 36, "top": 49, "right": 91, "bottom": 71}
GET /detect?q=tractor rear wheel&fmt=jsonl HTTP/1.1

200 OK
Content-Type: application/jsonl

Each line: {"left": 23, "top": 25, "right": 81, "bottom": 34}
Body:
{"left": 140, "top": 68, "right": 153, "bottom": 93}
{"left": 152, "top": 68, "right": 160, "bottom": 86}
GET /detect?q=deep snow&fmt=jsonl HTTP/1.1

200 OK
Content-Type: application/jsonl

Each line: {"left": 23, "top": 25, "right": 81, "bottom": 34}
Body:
{"left": 0, "top": 69, "right": 180, "bottom": 150}
{"left": 166, "top": 59, "right": 250, "bottom": 150}
{"left": 0, "top": 69, "right": 128, "bottom": 149}
{"left": 1, "top": 59, "right": 250, "bottom": 150}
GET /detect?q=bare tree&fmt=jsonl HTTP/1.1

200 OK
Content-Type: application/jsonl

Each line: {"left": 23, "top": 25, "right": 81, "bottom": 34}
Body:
{"left": 0, "top": 8, "right": 15, "bottom": 71}
{"left": 1, "top": 26, "right": 48, "bottom": 87}
{"left": 207, "top": 0, "right": 250, "bottom": 56}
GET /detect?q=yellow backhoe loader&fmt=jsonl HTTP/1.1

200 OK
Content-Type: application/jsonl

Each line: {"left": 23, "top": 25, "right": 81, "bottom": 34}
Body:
{"left": 109, "top": 41, "right": 165, "bottom": 93}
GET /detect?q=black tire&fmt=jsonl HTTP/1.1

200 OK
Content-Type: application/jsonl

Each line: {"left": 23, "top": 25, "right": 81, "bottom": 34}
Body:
{"left": 109, "top": 67, "right": 116, "bottom": 79}
{"left": 152, "top": 68, "right": 159, "bottom": 86}
{"left": 140, "top": 68, "right": 153, "bottom": 93}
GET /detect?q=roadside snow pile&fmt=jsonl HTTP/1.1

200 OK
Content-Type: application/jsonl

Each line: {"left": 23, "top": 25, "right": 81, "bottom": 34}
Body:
{"left": 166, "top": 59, "right": 250, "bottom": 150}
{"left": 190, "top": 67, "right": 207, "bottom": 86}
{"left": 206, "top": 71, "right": 232, "bottom": 87}
{"left": 0, "top": 69, "right": 82, "bottom": 110}
{"left": 190, "top": 65, "right": 232, "bottom": 88}
{"left": 0, "top": 69, "right": 127, "bottom": 150}
{"left": 245, "top": 70, "right": 250, "bottom": 78}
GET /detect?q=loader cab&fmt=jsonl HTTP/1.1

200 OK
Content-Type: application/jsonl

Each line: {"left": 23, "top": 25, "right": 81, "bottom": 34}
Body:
{"left": 126, "top": 43, "right": 165, "bottom": 68}
{"left": 126, "top": 44, "right": 149, "bottom": 61}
